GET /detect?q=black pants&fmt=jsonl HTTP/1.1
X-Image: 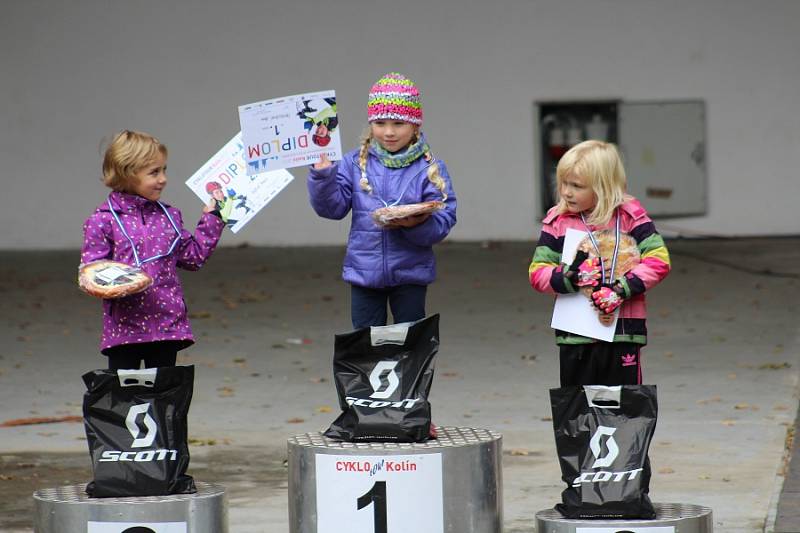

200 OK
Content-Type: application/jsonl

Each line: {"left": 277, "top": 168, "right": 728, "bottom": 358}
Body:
{"left": 350, "top": 284, "right": 427, "bottom": 329}
{"left": 105, "top": 341, "right": 180, "bottom": 370}
{"left": 559, "top": 342, "right": 642, "bottom": 386}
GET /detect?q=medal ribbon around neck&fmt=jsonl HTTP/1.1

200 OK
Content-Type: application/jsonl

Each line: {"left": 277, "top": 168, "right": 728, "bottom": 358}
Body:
{"left": 107, "top": 196, "right": 181, "bottom": 267}
{"left": 580, "top": 209, "right": 621, "bottom": 286}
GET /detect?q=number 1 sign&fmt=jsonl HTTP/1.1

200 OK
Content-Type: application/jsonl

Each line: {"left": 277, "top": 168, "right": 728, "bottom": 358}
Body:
{"left": 315, "top": 453, "right": 443, "bottom": 533}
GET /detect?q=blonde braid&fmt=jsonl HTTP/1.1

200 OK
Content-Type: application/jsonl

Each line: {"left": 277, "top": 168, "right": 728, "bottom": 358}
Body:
{"left": 358, "top": 128, "right": 373, "bottom": 193}
{"left": 424, "top": 149, "right": 448, "bottom": 201}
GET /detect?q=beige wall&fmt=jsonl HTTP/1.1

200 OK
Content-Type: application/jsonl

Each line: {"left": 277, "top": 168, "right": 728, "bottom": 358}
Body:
{"left": 2, "top": 0, "right": 799, "bottom": 248}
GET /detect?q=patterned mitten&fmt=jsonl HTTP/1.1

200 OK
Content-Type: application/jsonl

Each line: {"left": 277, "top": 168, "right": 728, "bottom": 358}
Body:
{"left": 566, "top": 251, "right": 601, "bottom": 287}
{"left": 591, "top": 285, "right": 624, "bottom": 313}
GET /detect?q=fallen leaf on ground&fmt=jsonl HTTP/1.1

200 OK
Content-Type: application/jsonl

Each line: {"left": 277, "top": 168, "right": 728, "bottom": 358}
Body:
{"left": 721, "top": 419, "right": 736, "bottom": 426}
{"left": 316, "top": 406, "right": 332, "bottom": 413}
{"left": 188, "top": 438, "right": 217, "bottom": 446}
{"left": 287, "top": 417, "right": 305, "bottom": 424}
{"left": 658, "top": 467, "right": 675, "bottom": 474}
{"left": 0, "top": 415, "right": 82, "bottom": 427}
{"left": 217, "top": 386, "right": 235, "bottom": 397}
{"left": 507, "top": 448, "right": 530, "bottom": 456}
{"left": 188, "top": 311, "right": 212, "bottom": 319}
{"left": 309, "top": 377, "right": 327, "bottom": 384}
{"left": 759, "top": 362, "right": 790, "bottom": 370}
{"left": 697, "top": 396, "right": 721, "bottom": 405}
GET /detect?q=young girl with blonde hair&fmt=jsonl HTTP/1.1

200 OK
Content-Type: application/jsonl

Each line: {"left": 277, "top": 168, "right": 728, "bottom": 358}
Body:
{"left": 308, "top": 72, "right": 457, "bottom": 328}
{"left": 529, "top": 140, "right": 671, "bottom": 386}
{"left": 81, "top": 130, "right": 224, "bottom": 369}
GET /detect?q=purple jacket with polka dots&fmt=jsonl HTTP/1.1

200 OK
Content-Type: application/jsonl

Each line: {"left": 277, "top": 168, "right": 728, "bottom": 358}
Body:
{"left": 80, "top": 191, "right": 224, "bottom": 354}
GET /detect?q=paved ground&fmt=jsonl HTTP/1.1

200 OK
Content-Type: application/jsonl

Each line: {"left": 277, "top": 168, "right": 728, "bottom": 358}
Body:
{"left": 0, "top": 238, "right": 798, "bottom": 532}
{"left": 775, "top": 407, "right": 800, "bottom": 532}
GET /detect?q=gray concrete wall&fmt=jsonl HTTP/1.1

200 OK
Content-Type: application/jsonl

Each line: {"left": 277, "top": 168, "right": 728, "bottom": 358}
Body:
{"left": 2, "top": 0, "right": 799, "bottom": 249}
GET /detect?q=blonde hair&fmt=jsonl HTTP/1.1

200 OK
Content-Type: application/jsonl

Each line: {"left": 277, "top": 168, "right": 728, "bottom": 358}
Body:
{"left": 101, "top": 130, "right": 168, "bottom": 192}
{"left": 556, "top": 140, "right": 627, "bottom": 225}
{"left": 358, "top": 127, "right": 448, "bottom": 201}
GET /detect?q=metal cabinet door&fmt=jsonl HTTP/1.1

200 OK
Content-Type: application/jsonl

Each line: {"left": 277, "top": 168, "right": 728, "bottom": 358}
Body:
{"left": 618, "top": 100, "right": 706, "bottom": 216}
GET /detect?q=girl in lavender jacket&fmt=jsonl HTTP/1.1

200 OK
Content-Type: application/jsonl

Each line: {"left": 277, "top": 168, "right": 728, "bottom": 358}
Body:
{"left": 81, "top": 130, "right": 225, "bottom": 369}
{"left": 308, "top": 73, "right": 457, "bottom": 329}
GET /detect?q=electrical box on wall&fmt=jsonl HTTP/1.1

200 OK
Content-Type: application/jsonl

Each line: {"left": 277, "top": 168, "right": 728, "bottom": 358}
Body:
{"left": 537, "top": 100, "right": 706, "bottom": 217}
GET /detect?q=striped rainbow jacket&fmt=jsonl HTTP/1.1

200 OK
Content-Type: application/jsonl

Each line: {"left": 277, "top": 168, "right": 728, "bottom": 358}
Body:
{"left": 529, "top": 197, "right": 671, "bottom": 345}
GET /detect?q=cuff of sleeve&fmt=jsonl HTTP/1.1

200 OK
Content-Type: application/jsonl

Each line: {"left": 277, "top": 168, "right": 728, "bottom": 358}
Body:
{"left": 563, "top": 273, "right": 576, "bottom": 293}
{"left": 623, "top": 272, "right": 646, "bottom": 297}
{"left": 616, "top": 277, "right": 632, "bottom": 298}
{"left": 309, "top": 162, "right": 338, "bottom": 180}
{"left": 202, "top": 211, "right": 226, "bottom": 233}
{"left": 551, "top": 266, "right": 578, "bottom": 294}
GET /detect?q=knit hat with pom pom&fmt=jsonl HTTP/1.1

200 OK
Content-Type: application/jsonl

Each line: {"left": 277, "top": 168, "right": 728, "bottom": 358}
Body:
{"left": 367, "top": 72, "right": 423, "bottom": 125}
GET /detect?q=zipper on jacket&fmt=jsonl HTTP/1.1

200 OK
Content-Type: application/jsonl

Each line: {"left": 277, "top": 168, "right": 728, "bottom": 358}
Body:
{"left": 379, "top": 159, "right": 389, "bottom": 285}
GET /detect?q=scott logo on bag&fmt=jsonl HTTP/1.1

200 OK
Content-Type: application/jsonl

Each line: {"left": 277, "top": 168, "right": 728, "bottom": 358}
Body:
{"left": 369, "top": 361, "right": 400, "bottom": 398}
{"left": 98, "top": 403, "right": 179, "bottom": 463}
{"left": 344, "top": 360, "right": 420, "bottom": 409}
{"left": 572, "top": 425, "right": 642, "bottom": 487}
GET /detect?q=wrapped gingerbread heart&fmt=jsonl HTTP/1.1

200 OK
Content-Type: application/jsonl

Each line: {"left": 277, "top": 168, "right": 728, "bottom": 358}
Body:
{"left": 371, "top": 201, "right": 445, "bottom": 227}
{"left": 577, "top": 230, "right": 640, "bottom": 323}
{"left": 78, "top": 260, "right": 153, "bottom": 299}
{"left": 577, "top": 230, "right": 640, "bottom": 296}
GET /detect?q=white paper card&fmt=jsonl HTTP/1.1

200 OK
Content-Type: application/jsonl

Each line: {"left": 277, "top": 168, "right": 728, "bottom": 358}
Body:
{"left": 315, "top": 453, "right": 443, "bottom": 533}
{"left": 185, "top": 132, "right": 294, "bottom": 234}
{"left": 550, "top": 228, "right": 619, "bottom": 342}
{"left": 239, "top": 90, "right": 342, "bottom": 175}
{"left": 88, "top": 522, "right": 187, "bottom": 533}
{"left": 95, "top": 266, "right": 129, "bottom": 283}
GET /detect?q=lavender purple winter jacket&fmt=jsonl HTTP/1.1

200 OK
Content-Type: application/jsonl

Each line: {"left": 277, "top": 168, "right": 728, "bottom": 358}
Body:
{"left": 308, "top": 147, "right": 457, "bottom": 289}
{"left": 81, "top": 191, "right": 224, "bottom": 354}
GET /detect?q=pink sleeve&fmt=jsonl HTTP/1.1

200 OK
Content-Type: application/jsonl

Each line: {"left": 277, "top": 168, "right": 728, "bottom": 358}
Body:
{"left": 80, "top": 213, "right": 112, "bottom": 265}
{"left": 175, "top": 210, "right": 225, "bottom": 271}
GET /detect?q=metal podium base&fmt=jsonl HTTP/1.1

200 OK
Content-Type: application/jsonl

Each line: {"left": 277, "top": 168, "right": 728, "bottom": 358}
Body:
{"left": 288, "top": 426, "right": 502, "bottom": 533}
{"left": 33, "top": 481, "right": 227, "bottom": 532}
{"left": 536, "top": 503, "right": 713, "bottom": 532}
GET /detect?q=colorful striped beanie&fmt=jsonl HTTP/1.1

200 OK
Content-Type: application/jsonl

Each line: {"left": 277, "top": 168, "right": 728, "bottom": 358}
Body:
{"left": 367, "top": 72, "right": 423, "bottom": 125}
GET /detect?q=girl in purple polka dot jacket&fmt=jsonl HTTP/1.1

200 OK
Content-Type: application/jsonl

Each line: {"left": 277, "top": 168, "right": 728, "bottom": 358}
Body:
{"left": 80, "top": 130, "right": 225, "bottom": 370}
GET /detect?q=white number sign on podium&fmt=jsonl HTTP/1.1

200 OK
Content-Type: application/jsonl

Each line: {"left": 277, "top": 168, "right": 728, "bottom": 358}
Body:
{"left": 316, "top": 453, "right": 443, "bottom": 533}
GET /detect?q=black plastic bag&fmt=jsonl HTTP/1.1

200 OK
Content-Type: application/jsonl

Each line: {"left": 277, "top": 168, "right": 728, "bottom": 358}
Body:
{"left": 325, "top": 314, "right": 439, "bottom": 442}
{"left": 550, "top": 384, "right": 657, "bottom": 519}
{"left": 82, "top": 366, "right": 196, "bottom": 497}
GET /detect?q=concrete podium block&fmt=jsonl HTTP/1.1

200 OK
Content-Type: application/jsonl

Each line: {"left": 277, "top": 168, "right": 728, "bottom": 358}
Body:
{"left": 33, "top": 481, "right": 227, "bottom": 532}
{"left": 535, "top": 502, "right": 713, "bottom": 532}
{"left": 288, "top": 426, "right": 502, "bottom": 533}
